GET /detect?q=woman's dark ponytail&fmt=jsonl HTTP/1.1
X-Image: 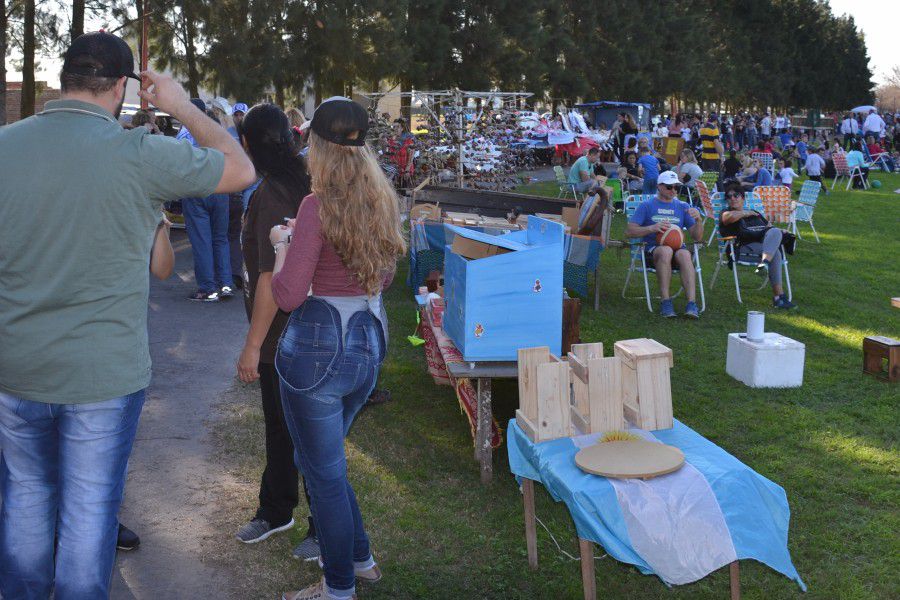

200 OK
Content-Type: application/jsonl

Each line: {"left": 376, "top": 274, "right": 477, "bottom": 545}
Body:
{"left": 241, "top": 103, "right": 311, "bottom": 195}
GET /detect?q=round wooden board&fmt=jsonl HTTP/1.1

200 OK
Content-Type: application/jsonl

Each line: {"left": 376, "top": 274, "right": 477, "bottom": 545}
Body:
{"left": 575, "top": 440, "right": 685, "bottom": 480}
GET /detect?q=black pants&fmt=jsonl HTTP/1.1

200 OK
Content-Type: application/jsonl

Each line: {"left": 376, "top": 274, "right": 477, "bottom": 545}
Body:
{"left": 257, "top": 362, "right": 315, "bottom": 535}
{"left": 228, "top": 195, "right": 243, "bottom": 284}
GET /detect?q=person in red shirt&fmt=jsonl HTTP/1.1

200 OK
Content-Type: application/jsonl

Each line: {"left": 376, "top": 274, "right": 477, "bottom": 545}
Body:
{"left": 866, "top": 135, "right": 896, "bottom": 171}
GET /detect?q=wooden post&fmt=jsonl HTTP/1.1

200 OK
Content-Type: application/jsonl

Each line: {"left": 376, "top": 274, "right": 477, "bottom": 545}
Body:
{"left": 579, "top": 538, "right": 597, "bottom": 600}
{"left": 729, "top": 561, "right": 740, "bottom": 600}
{"left": 476, "top": 378, "right": 493, "bottom": 484}
{"left": 522, "top": 479, "right": 538, "bottom": 569}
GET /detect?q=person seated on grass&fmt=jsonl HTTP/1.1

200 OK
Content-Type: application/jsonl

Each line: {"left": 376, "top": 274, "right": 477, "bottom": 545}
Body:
{"left": 568, "top": 147, "right": 604, "bottom": 197}
{"left": 625, "top": 170, "right": 704, "bottom": 319}
{"left": 719, "top": 185, "right": 797, "bottom": 309}
{"left": 845, "top": 148, "right": 869, "bottom": 188}
{"left": 866, "top": 135, "right": 896, "bottom": 172}
{"left": 723, "top": 149, "right": 743, "bottom": 179}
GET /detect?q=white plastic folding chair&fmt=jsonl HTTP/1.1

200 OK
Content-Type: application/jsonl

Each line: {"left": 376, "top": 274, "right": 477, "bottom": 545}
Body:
{"left": 794, "top": 180, "right": 821, "bottom": 242}
{"left": 622, "top": 195, "right": 706, "bottom": 313}
{"left": 554, "top": 165, "right": 580, "bottom": 201}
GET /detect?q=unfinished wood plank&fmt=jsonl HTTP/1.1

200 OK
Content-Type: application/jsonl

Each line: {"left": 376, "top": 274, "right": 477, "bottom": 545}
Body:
{"left": 579, "top": 539, "right": 597, "bottom": 600}
{"left": 535, "top": 360, "right": 571, "bottom": 441}
{"left": 569, "top": 343, "right": 604, "bottom": 431}
{"left": 620, "top": 361, "right": 638, "bottom": 425}
{"left": 515, "top": 409, "right": 538, "bottom": 442}
{"left": 614, "top": 338, "right": 674, "bottom": 368}
{"left": 587, "top": 356, "right": 625, "bottom": 434}
{"left": 635, "top": 356, "right": 673, "bottom": 429}
{"left": 518, "top": 347, "right": 551, "bottom": 423}
{"left": 523, "top": 479, "right": 538, "bottom": 569}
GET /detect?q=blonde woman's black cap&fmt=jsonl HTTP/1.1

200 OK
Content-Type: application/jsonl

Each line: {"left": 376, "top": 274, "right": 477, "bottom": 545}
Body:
{"left": 310, "top": 96, "right": 368, "bottom": 147}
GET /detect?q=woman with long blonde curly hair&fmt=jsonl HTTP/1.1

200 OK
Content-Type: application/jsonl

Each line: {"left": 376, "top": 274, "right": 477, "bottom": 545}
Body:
{"left": 269, "top": 97, "right": 404, "bottom": 600}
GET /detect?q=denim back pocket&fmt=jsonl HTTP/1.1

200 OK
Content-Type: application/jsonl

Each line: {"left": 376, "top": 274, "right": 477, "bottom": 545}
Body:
{"left": 276, "top": 298, "right": 342, "bottom": 393}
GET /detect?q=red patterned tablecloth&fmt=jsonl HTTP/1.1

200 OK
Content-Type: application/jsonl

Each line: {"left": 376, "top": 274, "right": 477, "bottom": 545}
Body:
{"left": 419, "top": 311, "right": 503, "bottom": 449}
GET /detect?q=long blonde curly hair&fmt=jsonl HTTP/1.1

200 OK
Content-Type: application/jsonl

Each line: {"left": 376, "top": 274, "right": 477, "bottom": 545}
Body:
{"left": 307, "top": 129, "right": 406, "bottom": 296}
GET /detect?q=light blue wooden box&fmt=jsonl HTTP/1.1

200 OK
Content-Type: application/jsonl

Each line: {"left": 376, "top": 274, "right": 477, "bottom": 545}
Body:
{"left": 443, "top": 216, "right": 564, "bottom": 361}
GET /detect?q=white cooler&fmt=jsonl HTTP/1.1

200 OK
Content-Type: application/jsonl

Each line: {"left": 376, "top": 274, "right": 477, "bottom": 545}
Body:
{"left": 726, "top": 332, "right": 805, "bottom": 388}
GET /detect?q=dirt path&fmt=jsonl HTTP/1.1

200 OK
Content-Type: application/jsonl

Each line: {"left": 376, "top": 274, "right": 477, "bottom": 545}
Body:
{"left": 111, "top": 231, "right": 248, "bottom": 599}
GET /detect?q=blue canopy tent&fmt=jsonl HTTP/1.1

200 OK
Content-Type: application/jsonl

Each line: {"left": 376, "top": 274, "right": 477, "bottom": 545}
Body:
{"left": 575, "top": 101, "right": 652, "bottom": 131}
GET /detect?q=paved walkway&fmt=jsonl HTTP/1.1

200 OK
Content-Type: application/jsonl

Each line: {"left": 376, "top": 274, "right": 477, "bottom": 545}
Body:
{"left": 111, "top": 231, "right": 245, "bottom": 599}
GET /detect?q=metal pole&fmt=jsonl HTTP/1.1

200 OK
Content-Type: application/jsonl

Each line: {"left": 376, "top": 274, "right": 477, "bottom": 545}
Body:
{"left": 140, "top": 0, "right": 149, "bottom": 110}
{"left": 456, "top": 90, "right": 464, "bottom": 188}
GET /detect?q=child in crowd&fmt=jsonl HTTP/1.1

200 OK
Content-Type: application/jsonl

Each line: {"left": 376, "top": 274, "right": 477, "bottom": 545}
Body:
{"left": 775, "top": 159, "right": 799, "bottom": 191}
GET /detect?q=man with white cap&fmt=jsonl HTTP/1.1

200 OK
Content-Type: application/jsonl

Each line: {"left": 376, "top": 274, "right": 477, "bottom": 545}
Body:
{"left": 625, "top": 170, "right": 704, "bottom": 318}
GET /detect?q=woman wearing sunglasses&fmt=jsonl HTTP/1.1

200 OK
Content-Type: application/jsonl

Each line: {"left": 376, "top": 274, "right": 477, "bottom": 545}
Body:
{"left": 719, "top": 185, "right": 797, "bottom": 309}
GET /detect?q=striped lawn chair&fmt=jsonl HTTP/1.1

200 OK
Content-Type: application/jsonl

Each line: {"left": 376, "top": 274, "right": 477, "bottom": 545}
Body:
{"left": 699, "top": 171, "right": 720, "bottom": 194}
{"left": 695, "top": 180, "right": 721, "bottom": 247}
{"left": 555, "top": 165, "right": 581, "bottom": 201}
{"left": 794, "top": 179, "right": 821, "bottom": 242}
{"left": 754, "top": 185, "right": 795, "bottom": 231}
{"left": 752, "top": 152, "right": 774, "bottom": 173}
{"left": 831, "top": 152, "right": 851, "bottom": 190}
{"left": 622, "top": 195, "right": 706, "bottom": 313}
{"left": 710, "top": 192, "right": 793, "bottom": 303}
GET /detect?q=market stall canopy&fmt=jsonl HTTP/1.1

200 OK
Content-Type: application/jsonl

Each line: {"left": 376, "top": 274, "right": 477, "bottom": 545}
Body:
{"left": 850, "top": 105, "right": 877, "bottom": 113}
{"left": 575, "top": 101, "right": 652, "bottom": 131}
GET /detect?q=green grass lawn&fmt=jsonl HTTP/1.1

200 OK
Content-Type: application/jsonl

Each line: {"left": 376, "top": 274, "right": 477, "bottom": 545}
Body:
{"left": 217, "top": 173, "right": 899, "bottom": 599}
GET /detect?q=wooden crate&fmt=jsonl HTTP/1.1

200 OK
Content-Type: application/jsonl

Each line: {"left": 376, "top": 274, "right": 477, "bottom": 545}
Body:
{"left": 614, "top": 338, "right": 674, "bottom": 430}
{"left": 516, "top": 347, "right": 572, "bottom": 443}
{"left": 568, "top": 343, "right": 625, "bottom": 435}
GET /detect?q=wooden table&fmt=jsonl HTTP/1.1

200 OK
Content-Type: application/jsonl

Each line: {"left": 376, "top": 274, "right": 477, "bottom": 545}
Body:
{"left": 446, "top": 360, "right": 517, "bottom": 483}
{"left": 521, "top": 477, "right": 742, "bottom": 600}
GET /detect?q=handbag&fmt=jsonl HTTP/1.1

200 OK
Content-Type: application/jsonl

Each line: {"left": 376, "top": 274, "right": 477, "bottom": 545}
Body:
{"left": 736, "top": 211, "right": 769, "bottom": 243}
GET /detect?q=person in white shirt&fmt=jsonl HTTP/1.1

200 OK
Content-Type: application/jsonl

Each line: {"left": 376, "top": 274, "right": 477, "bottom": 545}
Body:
{"left": 840, "top": 114, "right": 859, "bottom": 148}
{"left": 862, "top": 109, "right": 885, "bottom": 139}
{"left": 776, "top": 159, "right": 799, "bottom": 191}
{"left": 774, "top": 113, "right": 787, "bottom": 133}
{"left": 804, "top": 146, "right": 828, "bottom": 195}
{"left": 760, "top": 113, "right": 772, "bottom": 138}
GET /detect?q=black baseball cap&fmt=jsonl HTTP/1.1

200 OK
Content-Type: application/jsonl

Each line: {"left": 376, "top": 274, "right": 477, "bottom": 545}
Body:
{"left": 310, "top": 96, "right": 368, "bottom": 147}
{"left": 63, "top": 31, "right": 140, "bottom": 81}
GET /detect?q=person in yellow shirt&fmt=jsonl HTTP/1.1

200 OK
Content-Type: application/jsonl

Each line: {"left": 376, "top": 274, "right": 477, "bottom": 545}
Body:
{"left": 699, "top": 113, "right": 723, "bottom": 172}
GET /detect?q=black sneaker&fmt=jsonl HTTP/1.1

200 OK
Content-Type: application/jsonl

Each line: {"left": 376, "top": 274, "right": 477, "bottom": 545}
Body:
{"left": 773, "top": 295, "right": 798, "bottom": 309}
{"left": 219, "top": 286, "right": 234, "bottom": 299}
{"left": 291, "top": 531, "right": 321, "bottom": 561}
{"left": 188, "top": 290, "right": 219, "bottom": 302}
{"left": 117, "top": 523, "right": 140, "bottom": 551}
{"left": 235, "top": 517, "right": 295, "bottom": 544}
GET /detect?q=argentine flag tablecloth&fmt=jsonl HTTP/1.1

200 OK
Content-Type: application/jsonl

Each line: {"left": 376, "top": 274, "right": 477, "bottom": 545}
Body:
{"left": 507, "top": 419, "right": 806, "bottom": 590}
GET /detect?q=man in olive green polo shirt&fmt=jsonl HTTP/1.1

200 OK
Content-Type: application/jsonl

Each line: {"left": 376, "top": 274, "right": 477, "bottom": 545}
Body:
{"left": 0, "top": 32, "right": 255, "bottom": 598}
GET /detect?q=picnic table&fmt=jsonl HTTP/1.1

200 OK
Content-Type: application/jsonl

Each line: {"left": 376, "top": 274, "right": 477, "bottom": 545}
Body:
{"left": 508, "top": 420, "right": 806, "bottom": 599}
{"left": 418, "top": 304, "right": 516, "bottom": 483}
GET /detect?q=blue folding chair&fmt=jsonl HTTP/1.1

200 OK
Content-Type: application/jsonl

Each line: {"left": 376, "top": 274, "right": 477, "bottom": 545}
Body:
{"left": 794, "top": 179, "right": 821, "bottom": 243}
{"left": 622, "top": 195, "right": 706, "bottom": 313}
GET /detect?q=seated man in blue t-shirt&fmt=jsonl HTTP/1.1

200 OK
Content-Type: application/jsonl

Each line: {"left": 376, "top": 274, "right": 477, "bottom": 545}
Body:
{"left": 625, "top": 170, "right": 704, "bottom": 318}
{"left": 567, "top": 147, "right": 603, "bottom": 196}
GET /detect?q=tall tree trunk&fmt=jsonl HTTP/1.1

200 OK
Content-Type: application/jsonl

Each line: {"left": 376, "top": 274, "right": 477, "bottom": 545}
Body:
{"left": 71, "top": 0, "right": 85, "bottom": 40}
{"left": 274, "top": 74, "right": 285, "bottom": 108}
{"left": 21, "top": 0, "right": 35, "bottom": 118}
{"left": 0, "top": 0, "right": 7, "bottom": 125}
{"left": 182, "top": 9, "right": 200, "bottom": 97}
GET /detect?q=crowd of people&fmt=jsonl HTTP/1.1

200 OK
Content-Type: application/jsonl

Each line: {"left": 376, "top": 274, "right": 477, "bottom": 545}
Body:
{"left": 0, "top": 31, "right": 405, "bottom": 600}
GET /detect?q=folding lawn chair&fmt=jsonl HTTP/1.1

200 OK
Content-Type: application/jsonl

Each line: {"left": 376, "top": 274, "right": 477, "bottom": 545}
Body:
{"left": 794, "top": 179, "right": 821, "bottom": 243}
{"left": 622, "top": 195, "right": 706, "bottom": 313}
{"left": 699, "top": 171, "right": 720, "bottom": 194}
{"left": 754, "top": 185, "right": 795, "bottom": 231}
{"left": 694, "top": 180, "right": 721, "bottom": 247}
{"left": 861, "top": 142, "right": 891, "bottom": 172}
{"left": 831, "top": 152, "right": 851, "bottom": 190}
{"left": 554, "top": 165, "right": 581, "bottom": 202}
{"left": 710, "top": 192, "right": 793, "bottom": 303}
{"left": 751, "top": 152, "right": 774, "bottom": 173}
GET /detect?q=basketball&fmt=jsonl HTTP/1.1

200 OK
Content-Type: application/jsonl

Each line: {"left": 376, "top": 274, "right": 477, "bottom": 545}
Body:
{"left": 871, "top": 179, "right": 882, "bottom": 189}
{"left": 656, "top": 226, "right": 684, "bottom": 250}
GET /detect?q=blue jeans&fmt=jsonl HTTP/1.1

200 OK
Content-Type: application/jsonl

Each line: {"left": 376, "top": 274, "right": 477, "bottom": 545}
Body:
{"left": 276, "top": 298, "right": 385, "bottom": 596}
{"left": 0, "top": 390, "right": 145, "bottom": 599}
{"left": 182, "top": 194, "right": 231, "bottom": 293}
